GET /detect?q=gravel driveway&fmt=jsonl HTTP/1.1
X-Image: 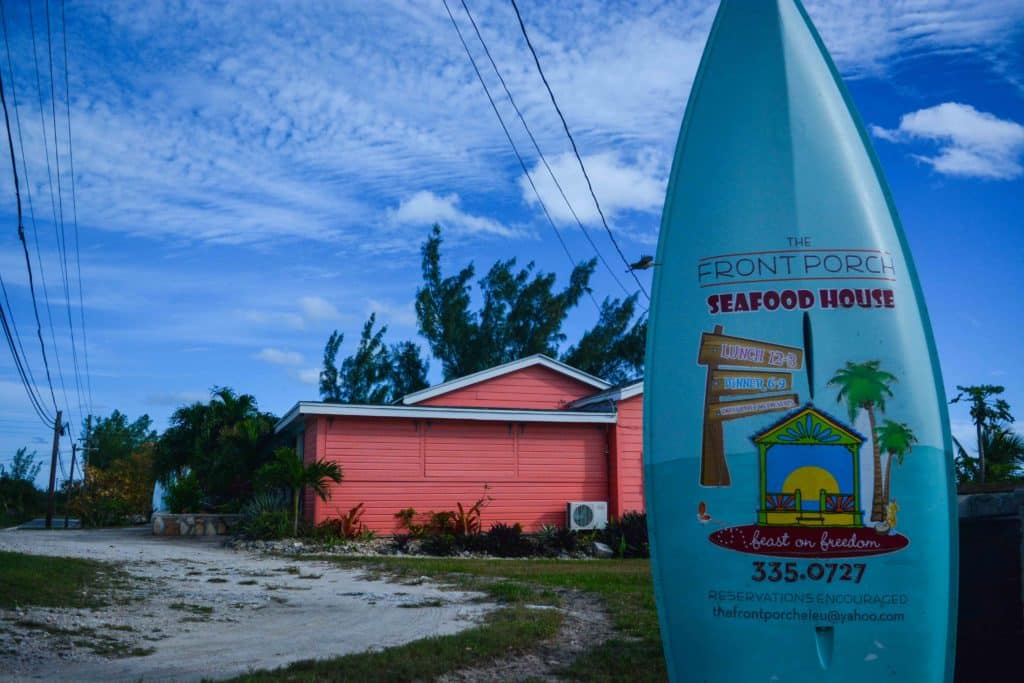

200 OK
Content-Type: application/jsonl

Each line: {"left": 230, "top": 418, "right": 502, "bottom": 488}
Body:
{"left": 0, "top": 527, "right": 492, "bottom": 682}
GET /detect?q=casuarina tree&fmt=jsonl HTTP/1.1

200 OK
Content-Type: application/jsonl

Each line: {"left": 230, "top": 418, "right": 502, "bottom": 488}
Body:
{"left": 415, "top": 224, "right": 596, "bottom": 380}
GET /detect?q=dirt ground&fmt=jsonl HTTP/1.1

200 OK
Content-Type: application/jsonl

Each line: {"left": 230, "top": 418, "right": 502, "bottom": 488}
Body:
{"left": 0, "top": 527, "right": 493, "bottom": 682}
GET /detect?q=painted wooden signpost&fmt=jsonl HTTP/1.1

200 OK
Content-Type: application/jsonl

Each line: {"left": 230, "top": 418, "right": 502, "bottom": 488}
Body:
{"left": 643, "top": 1, "right": 958, "bottom": 681}
{"left": 698, "top": 324, "right": 802, "bottom": 486}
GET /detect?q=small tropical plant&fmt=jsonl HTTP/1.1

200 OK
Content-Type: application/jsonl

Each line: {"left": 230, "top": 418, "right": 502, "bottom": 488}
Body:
{"left": 599, "top": 511, "right": 650, "bottom": 558}
{"left": 338, "top": 502, "right": 367, "bottom": 538}
{"left": 394, "top": 507, "right": 427, "bottom": 537}
{"left": 536, "top": 523, "right": 559, "bottom": 552}
{"left": 256, "top": 447, "right": 343, "bottom": 535}
{"left": 453, "top": 499, "right": 486, "bottom": 536}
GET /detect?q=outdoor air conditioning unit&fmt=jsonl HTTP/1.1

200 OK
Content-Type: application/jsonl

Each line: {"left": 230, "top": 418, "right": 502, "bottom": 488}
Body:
{"left": 567, "top": 501, "right": 608, "bottom": 531}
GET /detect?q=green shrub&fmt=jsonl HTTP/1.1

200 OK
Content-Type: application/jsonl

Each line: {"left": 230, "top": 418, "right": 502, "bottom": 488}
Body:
{"left": 74, "top": 495, "right": 131, "bottom": 528}
{"left": 242, "top": 510, "right": 292, "bottom": 540}
{"left": 421, "top": 533, "right": 457, "bottom": 556}
{"left": 599, "top": 511, "right": 649, "bottom": 558}
{"left": 556, "top": 526, "right": 579, "bottom": 553}
{"left": 534, "top": 523, "right": 560, "bottom": 556}
{"left": 486, "top": 522, "right": 531, "bottom": 557}
{"left": 239, "top": 491, "right": 291, "bottom": 539}
{"left": 164, "top": 472, "right": 202, "bottom": 514}
{"left": 457, "top": 532, "right": 488, "bottom": 553}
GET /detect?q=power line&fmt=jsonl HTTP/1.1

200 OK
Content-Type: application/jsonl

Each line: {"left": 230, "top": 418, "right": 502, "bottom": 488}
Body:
{"left": 27, "top": 0, "right": 76, "bottom": 441}
{"left": 508, "top": 0, "right": 650, "bottom": 301}
{"left": 60, "top": 0, "right": 91, "bottom": 419}
{"left": 441, "top": 0, "right": 601, "bottom": 314}
{"left": 0, "top": 273, "right": 53, "bottom": 425}
{"left": 0, "top": 17, "right": 59, "bottom": 422}
{"left": 45, "top": 0, "right": 84, "bottom": 439}
{"left": 458, "top": 0, "right": 631, "bottom": 300}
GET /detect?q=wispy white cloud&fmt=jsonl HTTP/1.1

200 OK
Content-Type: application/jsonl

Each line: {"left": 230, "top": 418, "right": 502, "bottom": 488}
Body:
{"left": 872, "top": 102, "right": 1024, "bottom": 179}
{"left": 296, "top": 368, "right": 320, "bottom": 386}
{"left": 390, "top": 191, "right": 519, "bottom": 238}
{"left": 0, "top": 0, "right": 1015, "bottom": 258}
{"left": 803, "top": 1, "right": 1024, "bottom": 78}
{"left": 298, "top": 296, "right": 341, "bottom": 322}
{"left": 255, "top": 348, "right": 304, "bottom": 366}
{"left": 145, "top": 391, "right": 208, "bottom": 407}
{"left": 519, "top": 151, "right": 666, "bottom": 228}
{"left": 366, "top": 298, "right": 418, "bottom": 329}
{"left": 238, "top": 310, "right": 306, "bottom": 331}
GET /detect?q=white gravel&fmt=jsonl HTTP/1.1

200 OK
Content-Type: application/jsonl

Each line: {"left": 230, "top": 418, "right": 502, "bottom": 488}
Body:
{"left": 0, "top": 527, "right": 493, "bottom": 682}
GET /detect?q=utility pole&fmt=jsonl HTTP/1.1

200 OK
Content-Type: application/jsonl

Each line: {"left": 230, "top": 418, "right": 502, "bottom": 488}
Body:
{"left": 45, "top": 410, "right": 63, "bottom": 530}
{"left": 64, "top": 442, "right": 77, "bottom": 529}
{"left": 83, "top": 415, "right": 91, "bottom": 485}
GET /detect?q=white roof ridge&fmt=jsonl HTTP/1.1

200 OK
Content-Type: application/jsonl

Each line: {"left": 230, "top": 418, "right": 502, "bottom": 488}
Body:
{"left": 400, "top": 354, "right": 610, "bottom": 405}
{"left": 274, "top": 400, "right": 617, "bottom": 433}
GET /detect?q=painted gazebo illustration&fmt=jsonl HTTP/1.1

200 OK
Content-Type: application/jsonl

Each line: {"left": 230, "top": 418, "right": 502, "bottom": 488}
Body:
{"left": 753, "top": 405, "right": 864, "bottom": 527}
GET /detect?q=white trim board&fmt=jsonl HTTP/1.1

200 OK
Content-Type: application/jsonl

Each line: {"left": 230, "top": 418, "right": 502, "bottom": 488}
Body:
{"left": 568, "top": 380, "right": 644, "bottom": 409}
{"left": 275, "top": 401, "right": 617, "bottom": 433}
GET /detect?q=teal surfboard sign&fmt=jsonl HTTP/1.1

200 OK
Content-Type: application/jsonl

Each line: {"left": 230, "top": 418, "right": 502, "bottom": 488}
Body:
{"left": 643, "top": 1, "right": 958, "bottom": 681}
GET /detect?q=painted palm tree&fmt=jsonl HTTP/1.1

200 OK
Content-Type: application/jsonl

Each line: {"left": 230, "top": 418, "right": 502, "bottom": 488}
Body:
{"left": 828, "top": 360, "right": 897, "bottom": 523}
{"left": 258, "top": 447, "right": 343, "bottom": 535}
{"left": 875, "top": 419, "right": 917, "bottom": 504}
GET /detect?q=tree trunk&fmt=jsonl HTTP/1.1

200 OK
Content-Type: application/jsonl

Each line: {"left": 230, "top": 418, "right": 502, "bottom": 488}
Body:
{"left": 868, "top": 407, "right": 885, "bottom": 523}
{"left": 293, "top": 487, "right": 300, "bottom": 536}
{"left": 883, "top": 451, "right": 893, "bottom": 506}
{"left": 976, "top": 421, "right": 986, "bottom": 484}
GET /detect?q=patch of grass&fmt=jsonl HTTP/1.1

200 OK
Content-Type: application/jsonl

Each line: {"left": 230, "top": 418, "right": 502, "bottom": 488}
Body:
{"left": 15, "top": 619, "right": 151, "bottom": 659}
{"left": 237, "top": 579, "right": 258, "bottom": 586}
{"left": 323, "top": 557, "right": 665, "bottom": 682}
{"left": 297, "top": 573, "right": 321, "bottom": 580}
{"left": 397, "top": 598, "right": 445, "bottom": 608}
{"left": 226, "top": 605, "right": 560, "bottom": 682}
{"left": 0, "top": 550, "right": 129, "bottom": 609}
{"left": 168, "top": 602, "right": 214, "bottom": 615}
{"left": 206, "top": 577, "right": 229, "bottom": 583}
{"left": 103, "top": 623, "right": 136, "bottom": 632}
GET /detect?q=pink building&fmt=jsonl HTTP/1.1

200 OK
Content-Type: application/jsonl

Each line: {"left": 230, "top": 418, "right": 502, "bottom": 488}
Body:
{"left": 275, "top": 355, "right": 645, "bottom": 532}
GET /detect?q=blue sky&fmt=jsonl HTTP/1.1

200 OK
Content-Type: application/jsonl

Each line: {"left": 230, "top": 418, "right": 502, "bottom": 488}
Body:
{"left": 0, "top": 0, "right": 1021, "bottom": 484}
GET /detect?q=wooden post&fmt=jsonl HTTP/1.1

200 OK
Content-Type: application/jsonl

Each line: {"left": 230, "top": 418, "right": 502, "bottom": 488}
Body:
{"left": 700, "top": 326, "right": 730, "bottom": 486}
{"left": 64, "top": 443, "right": 77, "bottom": 529}
{"left": 45, "top": 410, "right": 63, "bottom": 530}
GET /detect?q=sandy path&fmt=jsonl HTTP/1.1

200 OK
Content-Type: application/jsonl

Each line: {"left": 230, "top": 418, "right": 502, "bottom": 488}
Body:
{"left": 0, "top": 527, "right": 492, "bottom": 682}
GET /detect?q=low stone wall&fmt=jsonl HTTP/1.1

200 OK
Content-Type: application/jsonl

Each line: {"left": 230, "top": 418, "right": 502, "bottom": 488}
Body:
{"left": 151, "top": 513, "right": 241, "bottom": 537}
{"left": 956, "top": 489, "right": 1024, "bottom": 680}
